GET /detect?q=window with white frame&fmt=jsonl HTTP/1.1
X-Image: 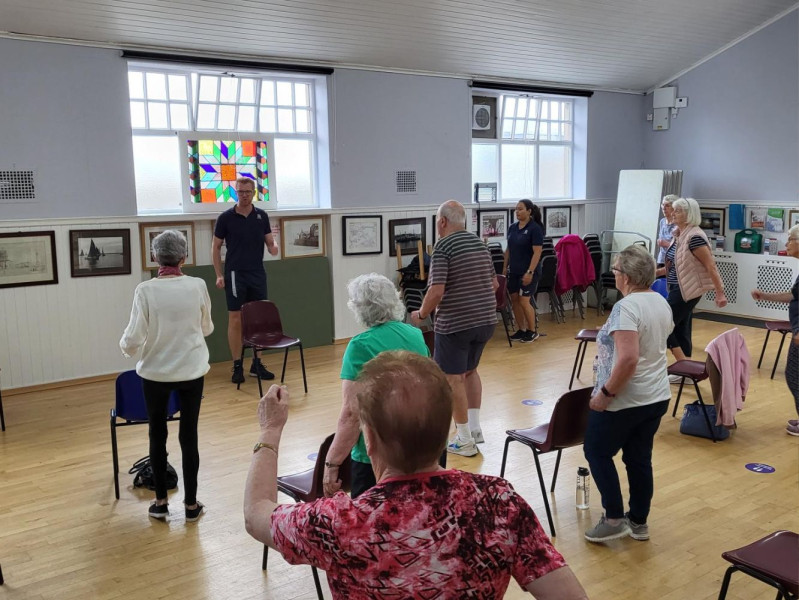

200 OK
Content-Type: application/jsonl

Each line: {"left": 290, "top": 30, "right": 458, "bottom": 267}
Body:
{"left": 128, "top": 64, "right": 324, "bottom": 213}
{"left": 472, "top": 94, "right": 574, "bottom": 201}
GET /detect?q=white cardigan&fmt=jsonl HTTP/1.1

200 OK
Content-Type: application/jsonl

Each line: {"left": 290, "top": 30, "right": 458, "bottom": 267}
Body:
{"left": 120, "top": 276, "right": 214, "bottom": 382}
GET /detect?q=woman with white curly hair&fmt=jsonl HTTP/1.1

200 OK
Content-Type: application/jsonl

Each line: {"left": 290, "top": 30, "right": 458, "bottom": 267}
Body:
{"left": 322, "top": 273, "right": 429, "bottom": 498}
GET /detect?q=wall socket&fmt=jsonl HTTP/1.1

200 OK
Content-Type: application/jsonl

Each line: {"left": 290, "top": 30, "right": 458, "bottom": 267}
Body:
{"left": 675, "top": 97, "right": 688, "bottom": 108}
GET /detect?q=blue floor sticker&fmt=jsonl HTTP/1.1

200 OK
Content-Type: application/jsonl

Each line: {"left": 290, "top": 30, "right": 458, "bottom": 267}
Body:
{"left": 308, "top": 452, "right": 318, "bottom": 461}
{"left": 522, "top": 399, "right": 543, "bottom": 406}
{"left": 745, "top": 463, "right": 775, "bottom": 473}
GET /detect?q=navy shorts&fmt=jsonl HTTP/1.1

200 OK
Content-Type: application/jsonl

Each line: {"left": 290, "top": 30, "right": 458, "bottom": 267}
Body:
{"left": 225, "top": 269, "right": 267, "bottom": 311}
{"left": 507, "top": 272, "right": 540, "bottom": 297}
{"left": 433, "top": 323, "right": 495, "bottom": 375}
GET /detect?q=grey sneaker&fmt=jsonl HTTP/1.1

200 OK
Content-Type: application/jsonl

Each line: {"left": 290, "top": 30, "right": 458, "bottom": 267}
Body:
{"left": 584, "top": 515, "right": 631, "bottom": 543}
{"left": 446, "top": 436, "right": 479, "bottom": 457}
{"left": 471, "top": 429, "right": 485, "bottom": 444}
{"left": 787, "top": 423, "right": 799, "bottom": 437}
{"left": 626, "top": 514, "right": 649, "bottom": 541}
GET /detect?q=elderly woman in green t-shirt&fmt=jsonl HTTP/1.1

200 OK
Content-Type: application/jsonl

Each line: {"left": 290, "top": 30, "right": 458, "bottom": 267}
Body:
{"left": 323, "top": 273, "right": 430, "bottom": 498}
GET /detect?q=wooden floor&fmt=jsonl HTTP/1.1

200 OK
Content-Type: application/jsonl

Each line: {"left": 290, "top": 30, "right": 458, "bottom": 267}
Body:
{"left": 1, "top": 311, "right": 797, "bottom": 600}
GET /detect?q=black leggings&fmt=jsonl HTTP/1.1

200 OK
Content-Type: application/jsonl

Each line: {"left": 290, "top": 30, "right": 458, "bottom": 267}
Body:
{"left": 141, "top": 376, "right": 204, "bottom": 505}
{"left": 667, "top": 286, "right": 699, "bottom": 357}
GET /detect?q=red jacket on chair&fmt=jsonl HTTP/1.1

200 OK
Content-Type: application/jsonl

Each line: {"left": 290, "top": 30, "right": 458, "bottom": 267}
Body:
{"left": 554, "top": 235, "right": 596, "bottom": 296}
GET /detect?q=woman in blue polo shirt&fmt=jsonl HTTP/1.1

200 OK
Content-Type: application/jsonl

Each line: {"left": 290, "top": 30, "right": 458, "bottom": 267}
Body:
{"left": 503, "top": 200, "right": 544, "bottom": 343}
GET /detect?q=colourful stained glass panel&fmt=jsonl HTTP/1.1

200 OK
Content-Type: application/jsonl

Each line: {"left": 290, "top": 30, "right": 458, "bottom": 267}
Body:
{"left": 187, "top": 139, "right": 269, "bottom": 203}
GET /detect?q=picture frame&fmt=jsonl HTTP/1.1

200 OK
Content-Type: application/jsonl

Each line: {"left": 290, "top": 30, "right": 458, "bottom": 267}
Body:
{"left": 342, "top": 215, "right": 383, "bottom": 256}
{"left": 473, "top": 182, "right": 498, "bottom": 203}
{"left": 431, "top": 213, "right": 439, "bottom": 248}
{"left": 789, "top": 209, "right": 799, "bottom": 228}
{"left": 280, "top": 216, "right": 325, "bottom": 259}
{"left": 765, "top": 208, "right": 785, "bottom": 233}
{"left": 543, "top": 206, "right": 572, "bottom": 238}
{"left": 388, "top": 217, "right": 426, "bottom": 257}
{"left": 0, "top": 231, "right": 58, "bottom": 289}
{"left": 748, "top": 208, "right": 766, "bottom": 229}
{"left": 69, "top": 229, "right": 131, "bottom": 278}
{"left": 138, "top": 222, "right": 196, "bottom": 270}
{"left": 699, "top": 207, "right": 726, "bottom": 240}
{"left": 477, "top": 209, "right": 509, "bottom": 244}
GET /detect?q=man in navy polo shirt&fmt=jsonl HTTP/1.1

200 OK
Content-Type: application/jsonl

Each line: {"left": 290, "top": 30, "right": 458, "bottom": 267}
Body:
{"left": 212, "top": 176, "right": 279, "bottom": 384}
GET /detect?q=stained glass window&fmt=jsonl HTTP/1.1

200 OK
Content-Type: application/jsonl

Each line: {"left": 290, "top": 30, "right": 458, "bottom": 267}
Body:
{"left": 187, "top": 140, "right": 269, "bottom": 203}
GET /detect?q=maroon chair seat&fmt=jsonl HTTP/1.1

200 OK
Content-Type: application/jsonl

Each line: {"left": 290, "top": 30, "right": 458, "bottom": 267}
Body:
{"left": 717, "top": 530, "right": 799, "bottom": 599}
{"left": 569, "top": 329, "right": 599, "bottom": 389}
{"left": 758, "top": 320, "right": 793, "bottom": 380}
{"left": 500, "top": 387, "right": 592, "bottom": 537}
{"left": 667, "top": 360, "right": 717, "bottom": 442}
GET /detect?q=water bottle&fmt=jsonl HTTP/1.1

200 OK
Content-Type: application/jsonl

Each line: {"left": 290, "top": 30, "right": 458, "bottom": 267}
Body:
{"left": 576, "top": 467, "right": 590, "bottom": 510}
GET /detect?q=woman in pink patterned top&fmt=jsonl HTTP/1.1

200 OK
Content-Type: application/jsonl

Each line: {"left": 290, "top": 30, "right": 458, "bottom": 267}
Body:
{"left": 244, "top": 352, "right": 588, "bottom": 600}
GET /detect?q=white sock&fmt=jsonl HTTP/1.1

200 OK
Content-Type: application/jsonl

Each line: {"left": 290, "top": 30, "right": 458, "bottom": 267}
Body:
{"left": 468, "top": 409, "right": 481, "bottom": 432}
{"left": 455, "top": 422, "right": 472, "bottom": 442}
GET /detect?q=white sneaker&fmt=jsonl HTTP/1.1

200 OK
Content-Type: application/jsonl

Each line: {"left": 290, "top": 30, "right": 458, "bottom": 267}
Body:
{"left": 447, "top": 436, "right": 479, "bottom": 457}
{"left": 669, "top": 374, "right": 684, "bottom": 384}
{"left": 471, "top": 429, "right": 485, "bottom": 444}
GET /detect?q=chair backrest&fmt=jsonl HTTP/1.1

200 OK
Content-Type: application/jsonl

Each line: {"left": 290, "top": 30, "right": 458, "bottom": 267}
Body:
{"left": 495, "top": 275, "right": 509, "bottom": 310}
{"left": 422, "top": 330, "right": 435, "bottom": 357}
{"left": 307, "top": 433, "right": 351, "bottom": 501}
{"left": 547, "top": 387, "right": 592, "bottom": 449}
{"left": 115, "top": 370, "right": 179, "bottom": 421}
{"left": 402, "top": 287, "right": 426, "bottom": 312}
{"left": 241, "top": 300, "right": 285, "bottom": 343}
{"left": 583, "top": 233, "right": 599, "bottom": 244}
{"left": 589, "top": 249, "right": 603, "bottom": 280}
{"left": 536, "top": 253, "right": 557, "bottom": 292}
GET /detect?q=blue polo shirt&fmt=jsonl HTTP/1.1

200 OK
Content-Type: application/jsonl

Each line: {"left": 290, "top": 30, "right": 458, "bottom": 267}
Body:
{"left": 506, "top": 220, "right": 544, "bottom": 275}
{"left": 214, "top": 206, "right": 272, "bottom": 272}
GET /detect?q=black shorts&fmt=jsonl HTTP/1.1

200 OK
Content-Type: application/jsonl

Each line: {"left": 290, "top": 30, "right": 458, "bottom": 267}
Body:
{"left": 434, "top": 323, "right": 495, "bottom": 375}
{"left": 225, "top": 269, "right": 267, "bottom": 311}
{"left": 507, "top": 272, "right": 540, "bottom": 297}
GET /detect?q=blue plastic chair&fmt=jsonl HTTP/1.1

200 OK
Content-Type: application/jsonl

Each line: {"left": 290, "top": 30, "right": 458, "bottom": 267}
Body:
{"left": 651, "top": 278, "right": 668, "bottom": 298}
{"left": 110, "top": 370, "right": 180, "bottom": 499}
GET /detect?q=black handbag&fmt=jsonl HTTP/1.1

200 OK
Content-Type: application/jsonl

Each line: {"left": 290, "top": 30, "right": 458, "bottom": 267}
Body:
{"left": 679, "top": 401, "right": 730, "bottom": 441}
{"left": 129, "top": 456, "right": 179, "bottom": 490}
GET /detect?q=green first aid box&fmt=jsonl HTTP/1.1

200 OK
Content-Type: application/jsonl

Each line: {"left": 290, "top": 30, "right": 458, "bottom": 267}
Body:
{"left": 734, "top": 229, "right": 763, "bottom": 254}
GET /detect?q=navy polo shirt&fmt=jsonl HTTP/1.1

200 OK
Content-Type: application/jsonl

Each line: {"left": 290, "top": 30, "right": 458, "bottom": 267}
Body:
{"left": 214, "top": 206, "right": 272, "bottom": 272}
{"left": 506, "top": 220, "right": 544, "bottom": 275}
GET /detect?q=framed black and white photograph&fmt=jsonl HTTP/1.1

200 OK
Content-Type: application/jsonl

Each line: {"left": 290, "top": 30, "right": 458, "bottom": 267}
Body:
{"left": 69, "top": 229, "right": 131, "bottom": 278}
{"left": 543, "top": 206, "right": 572, "bottom": 238}
{"left": 281, "top": 216, "right": 325, "bottom": 259}
{"left": 473, "top": 182, "right": 498, "bottom": 203}
{"left": 699, "top": 207, "right": 726, "bottom": 240}
{"left": 431, "top": 213, "right": 439, "bottom": 248}
{"left": 789, "top": 209, "right": 799, "bottom": 228}
{"left": 139, "top": 222, "right": 196, "bottom": 269}
{"left": 477, "top": 209, "right": 509, "bottom": 244}
{"left": 342, "top": 215, "right": 383, "bottom": 256}
{"left": 388, "top": 217, "right": 426, "bottom": 257}
{"left": 0, "top": 231, "right": 58, "bottom": 289}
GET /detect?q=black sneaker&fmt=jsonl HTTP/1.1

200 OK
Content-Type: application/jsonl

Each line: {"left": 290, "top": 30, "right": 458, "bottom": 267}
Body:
{"left": 250, "top": 359, "right": 275, "bottom": 380}
{"left": 231, "top": 360, "right": 245, "bottom": 384}
{"left": 149, "top": 502, "right": 168, "bottom": 520}
{"left": 510, "top": 329, "right": 526, "bottom": 340}
{"left": 185, "top": 501, "right": 205, "bottom": 522}
{"left": 520, "top": 330, "right": 539, "bottom": 343}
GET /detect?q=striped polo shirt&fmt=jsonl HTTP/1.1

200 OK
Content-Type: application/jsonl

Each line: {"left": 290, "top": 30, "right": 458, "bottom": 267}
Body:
{"left": 428, "top": 230, "right": 497, "bottom": 335}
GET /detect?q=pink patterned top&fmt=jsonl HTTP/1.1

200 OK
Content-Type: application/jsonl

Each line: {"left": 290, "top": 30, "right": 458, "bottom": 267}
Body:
{"left": 270, "top": 469, "right": 566, "bottom": 599}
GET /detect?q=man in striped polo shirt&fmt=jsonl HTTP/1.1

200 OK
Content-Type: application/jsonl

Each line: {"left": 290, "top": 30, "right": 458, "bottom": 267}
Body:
{"left": 411, "top": 200, "right": 498, "bottom": 457}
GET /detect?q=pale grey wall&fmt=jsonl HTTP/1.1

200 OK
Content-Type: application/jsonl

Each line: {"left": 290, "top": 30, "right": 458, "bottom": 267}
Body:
{"left": 0, "top": 39, "right": 137, "bottom": 219}
{"left": 643, "top": 10, "right": 798, "bottom": 202}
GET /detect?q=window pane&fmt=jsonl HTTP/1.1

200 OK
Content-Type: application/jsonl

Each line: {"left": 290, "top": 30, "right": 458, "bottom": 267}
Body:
{"left": 538, "top": 145, "right": 570, "bottom": 198}
{"left": 503, "top": 96, "right": 516, "bottom": 119}
{"left": 501, "top": 144, "right": 535, "bottom": 199}
{"left": 218, "top": 104, "right": 236, "bottom": 129}
{"left": 128, "top": 72, "right": 144, "bottom": 99}
{"left": 146, "top": 72, "right": 167, "bottom": 100}
{"left": 219, "top": 77, "right": 238, "bottom": 103}
{"left": 130, "top": 101, "right": 146, "bottom": 128}
{"left": 561, "top": 123, "right": 573, "bottom": 142}
{"left": 540, "top": 101, "right": 549, "bottom": 120}
{"left": 240, "top": 78, "right": 256, "bottom": 103}
{"left": 275, "top": 138, "right": 313, "bottom": 206}
{"left": 199, "top": 76, "right": 218, "bottom": 102}
{"left": 238, "top": 105, "right": 256, "bottom": 131}
{"left": 259, "top": 107, "right": 276, "bottom": 132}
{"left": 294, "top": 83, "right": 309, "bottom": 107}
{"left": 525, "top": 120, "right": 537, "bottom": 140}
{"left": 276, "top": 82, "right": 293, "bottom": 106}
{"left": 562, "top": 102, "right": 572, "bottom": 121}
{"left": 515, "top": 98, "right": 527, "bottom": 118}
{"left": 295, "top": 109, "right": 311, "bottom": 133}
{"left": 169, "top": 103, "right": 189, "bottom": 130}
{"left": 550, "top": 102, "right": 560, "bottom": 120}
{"left": 168, "top": 75, "right": 187, "bottom": 100}
{"left": 277, "top": 108, "right": 294, "bottom": 133}
{"left": 132, "top": 135, "right": 182, "bottom": 212}
{"left": 197, "top": 103, "right": 217, "bottom": 129}
{"left": 261, "top": 80, "right": 275, "bottom": 105}
{"left": 512, "top": 120, "right": 525, "bottom": 140}
{"left": 471, "top": 143, "right": 498, "bottom": 189}
{"left": 501, "top": 118, "right": 513, "bottom": 139}
{"left": 539, "top": 122, "right": 550, "bottom": 140}
{"left": 147, "top": 101, "right": 168, "bottom": 128}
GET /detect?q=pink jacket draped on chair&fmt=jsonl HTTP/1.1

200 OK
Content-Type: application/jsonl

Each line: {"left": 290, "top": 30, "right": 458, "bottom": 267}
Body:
{"left": 706, "top": 328, "right": 750, "bottom": 427}
{"left": 554, "top": 234, "right": 596, "bottom": 296}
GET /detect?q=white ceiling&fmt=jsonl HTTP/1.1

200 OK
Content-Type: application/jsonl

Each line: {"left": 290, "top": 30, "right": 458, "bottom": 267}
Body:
{"left": 0, "top": 0, "right": 796, "bottom": 92}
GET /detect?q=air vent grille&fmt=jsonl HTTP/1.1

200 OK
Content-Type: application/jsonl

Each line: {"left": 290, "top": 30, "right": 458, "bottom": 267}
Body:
{"left": 395, "top": 170, "right": 417, "bottom": 194}
{"left": 0, "top": 170, "right": 36, "bottom": 200}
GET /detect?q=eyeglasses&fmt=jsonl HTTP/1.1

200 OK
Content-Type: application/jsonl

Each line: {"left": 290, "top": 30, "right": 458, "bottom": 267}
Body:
{"left": 611, "top": 267, "right": 624, "bottom": 275}
{"left": 788, "top": 237, "right": 799, "bottom": 243}
{"left": 236, "top": 190, "right": 254, "bottom": 195}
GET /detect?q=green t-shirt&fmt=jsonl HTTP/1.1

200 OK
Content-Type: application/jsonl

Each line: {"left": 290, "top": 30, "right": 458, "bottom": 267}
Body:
{"left": 340, "top": 320, "right": 430, "bottom": 463}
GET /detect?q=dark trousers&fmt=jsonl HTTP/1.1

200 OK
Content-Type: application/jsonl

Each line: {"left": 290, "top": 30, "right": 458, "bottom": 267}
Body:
{"left": 583, "top": 400, "right": 669, "bottom": 523}
{"left": 667, "top": 286, "right": 700, "bottom": 356}
{"left": 787, "top": 344, "right": 799, "bottom": 417}
{"left": 350, "top": 450, "right": 449, "bottom": 499}
{"left": 141, "top": 376, "right": 204, "bottom": 505}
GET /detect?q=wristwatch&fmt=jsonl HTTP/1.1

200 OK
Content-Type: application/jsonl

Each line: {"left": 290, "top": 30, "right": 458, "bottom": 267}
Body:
{"left": 253, "top": 442, "right": 278, "bottom": 455}
{"left": 526, "top": 270, "right": 533, "bottom": 274}
{"left": 601, "top": 385, "right": 616, "bottom": 398}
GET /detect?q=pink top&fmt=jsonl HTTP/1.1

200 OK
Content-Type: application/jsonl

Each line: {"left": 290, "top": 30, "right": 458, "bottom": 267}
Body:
{"left": 705, "top": 328, "right": 750, "bottom": 426}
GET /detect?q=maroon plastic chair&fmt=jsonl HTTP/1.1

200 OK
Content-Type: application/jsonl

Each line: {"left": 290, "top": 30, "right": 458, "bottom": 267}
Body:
{"left": 717, "top": 530, "right": 798, "bottom": 600}
{"left": 757, "top": 320, "right": 792, "bottom": 379}
{"left": 667, "top": 359, "right": 717, "bottom": 442}
{"left": 422, "top": 330, "right": 435, "bottom": 357}
{"left": 499, "top": 386, "right": 592, "bottom": 537}
{"left": 262, "top": 433, "right": 352, "bottom": 599}
{"left": 495, "top": 275, "right": 514, "bottom": 347}
{"left": 569, "top": 329, "right": 598, "bottom": 389}
{"left": 240, "top": 301, "right": 307, "bottom": 396}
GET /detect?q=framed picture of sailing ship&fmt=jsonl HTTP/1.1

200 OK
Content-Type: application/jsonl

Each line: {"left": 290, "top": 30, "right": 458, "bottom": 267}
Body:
{"left": 280, "top": 217, "right": 325, "bottom": 259}
{"left": 139, "top": 222, "right": 196, "bottom": 270}
{"left": 69, "top": 229, "right": 132, "bottom": 277}
{"left": 388, "top": 217, "right": 426, "bottom": 257}
{"left": 0, "top": 231, "right": 58, "bottom": 289}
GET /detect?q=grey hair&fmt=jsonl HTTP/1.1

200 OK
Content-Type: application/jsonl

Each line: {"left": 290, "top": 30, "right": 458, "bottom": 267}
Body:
{"left": 347, "top": 273, "right": 406, "bottom": 327}
{"left": 616, "top": 244, "right": 656, "bottom": 289}
{"left": 151, "top": 229, "right": 187, "bottom": 267}
{"left": 789, "top": 224, "right": 799, "bottom": 240}
{"left": 662, "top": 194, "right": 678, "bottom": 207}
{"left": 438, "top": 200, "right": 466, "bottom": 229}
{"left": 672, "top": 197, "right": 702, "bottom": 227}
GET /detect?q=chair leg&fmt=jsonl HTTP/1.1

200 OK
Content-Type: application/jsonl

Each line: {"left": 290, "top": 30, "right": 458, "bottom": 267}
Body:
{"left": 577, "top": 341, "right": 589, "bottom": 379}
{"left": 237, "top": 345, "right": 246, "bottom": 391}
{"left": 717, "top": 566, "right": 737, "bottom": 600}
{"left": 532, "top": 449, "right": 556, "bottom": 537}
{"left": 757, "top": 329, "right": 771, "bottom": 369}
{"left": 672, "top": 378, "right": 686, "bottom": 417}
{"left": 0, "top": 562, "right": 3, "bottom": 585}
{"left": 694, "top": 383, "right": 717, "bottom": 443}
{"left": 299, "top": 344, "right": 308, "bottom": 394}
{"left": 499, "top": 437, "right": 513, "bottom": 478}
{"left": 262, "top": 544, "right": 268, "bottom": 570}
{"left": 550, "top": 449, "right": 563, "bottom": 493}
{"left": 771, "top": 332, "right": 788, "bottom": 379}
{"left": 500, "top": 309, "right": 512, "bottom": 348}
{"left": 311, "top": 566, "right": 324, "bottom": 600}
{"left": 111, "top": 419, "right": 120, "bottom": 500}
{"left": 0, "top": 386, "right": 5, "bottom": 432}
{"left": 254, "top": 350, "right": 263, "bottom": 398}
{"left": 569, "top": 341, "right": 585, "bottom": 390}
{"left": 281, "top": 348, "right": 289, "bottom": 383}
